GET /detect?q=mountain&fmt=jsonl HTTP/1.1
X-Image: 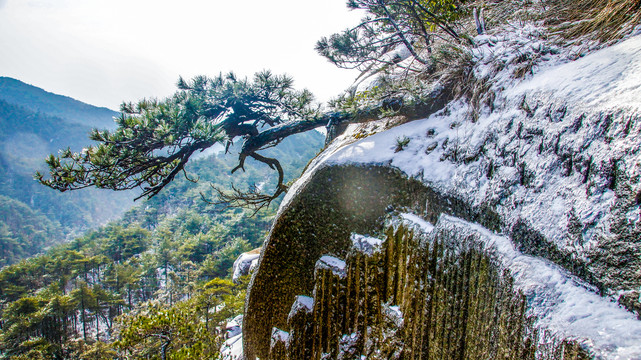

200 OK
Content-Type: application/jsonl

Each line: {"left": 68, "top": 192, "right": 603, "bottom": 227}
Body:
{"left": 0, "top": 77, "right": 117, "bottom": 129}
{"left": 0, "top": 78, "right": 134, "bottom": 264}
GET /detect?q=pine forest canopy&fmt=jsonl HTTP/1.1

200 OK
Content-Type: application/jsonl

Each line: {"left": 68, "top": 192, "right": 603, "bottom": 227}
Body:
{"left": 37, "top": 0, "right": 468, "bottom": 211}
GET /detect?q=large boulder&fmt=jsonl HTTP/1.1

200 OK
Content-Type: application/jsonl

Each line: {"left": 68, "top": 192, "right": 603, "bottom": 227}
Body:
{"left": 243, "top": 31, "right": 641, "bottom": 360}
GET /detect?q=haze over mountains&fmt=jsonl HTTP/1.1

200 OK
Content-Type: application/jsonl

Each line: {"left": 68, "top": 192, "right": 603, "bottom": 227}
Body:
{"left": 0, "top": 77, "right": 134, "bottom": 265}
{"left": 0, "top": 77, "right": 118, "bottom": 129}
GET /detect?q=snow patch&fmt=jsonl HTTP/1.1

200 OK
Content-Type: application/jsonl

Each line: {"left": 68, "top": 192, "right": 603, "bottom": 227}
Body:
{"left": 316, "top": 255, "right": 347, "bottom": 278}
{"left": 383, "top": 303, "right": 404, "bottom": 328}
{"left": 225, "top": 315, "right": 243, "bottom": 338}
{"left": 350, "top": 233, "right": 383, "bottom": 255}
{"left": 220, "top": 334, "right": 243, "bottom": 360}
{"left": 400, "top": 213, "right": 435, "bottom": 233}
{"left": 438, "top": 215, "right": 641, "bottom": 358}
{"left": 515, "top": 35, "right": 641, "bottom": 112}
{"left": 232, "top": 250, "right": 260, "bottom": 282}
{"left": 288, "top": 295, "right": 314, "bottom": 321}
{"left": 271, "top": 328, "right": 290, "bottom": 343}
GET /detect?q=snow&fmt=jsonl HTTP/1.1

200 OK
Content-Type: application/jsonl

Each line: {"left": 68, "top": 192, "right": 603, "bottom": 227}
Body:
{"left": 271, "top": 328, "right": 290, "bottom": 343}
{"left": 515, "top": 35, "right": 641, "bottom": 112}
{"left": 249, "top": 257, "right": 260, "bottom": 274}
{"left": 383, "top": 303, "right": 404, "bottom": 328}
{"left": 269, "top": 24, "right": 641, "bottom": 359}
{"left": 232, "top": 250, "right": 261, "bottom": 282}
{"left": 286, "top": 33, "right": 641, "bottom": 259}
{"left": 316, "top": 255, "right": 347, "bottom": 278}
{"left": 220, "top": 334, "right": 244, "bottom": 360}
{"left": 388, "top": 305, "right": 402, "bottom": 318}
{"left": 288, "top": 295, "right": 314, "bottom": 321}
{"left": 225, "top": 315, "right": 243, "bottom": 338}
{"left": 435, "top": 215, "right": 641, "bottom": 358}
{"left": 225, "top": 315, "right": 243, "bottom": 329}
{"left": 350, "top": 233, "right": 383, "bottom": 255}
{"left": 400, "top": 213, "right": 434, "bottom": 233}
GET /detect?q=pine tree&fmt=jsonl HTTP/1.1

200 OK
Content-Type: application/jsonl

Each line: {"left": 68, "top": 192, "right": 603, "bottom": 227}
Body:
{"left": 36, "top": 72, "right": 323, "bottom": 211}
{"left": 316, "top": 0, "right": 465, "bottom": 72}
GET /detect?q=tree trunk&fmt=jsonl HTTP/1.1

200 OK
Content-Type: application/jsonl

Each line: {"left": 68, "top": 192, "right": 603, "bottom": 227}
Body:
{"left": 80, "top": 293, "right": 87, "bottom": 343}
{"left": 161, "top": 339, "right": 171, "bottom": 360}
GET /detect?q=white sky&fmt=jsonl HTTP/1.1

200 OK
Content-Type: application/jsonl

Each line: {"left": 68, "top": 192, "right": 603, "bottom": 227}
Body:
{"left": 0, "top": 0, "right": 363, "bottom": 110}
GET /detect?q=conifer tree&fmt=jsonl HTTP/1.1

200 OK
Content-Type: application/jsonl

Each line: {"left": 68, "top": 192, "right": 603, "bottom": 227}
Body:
{"left": 316, "top": 0, "right": 465, "bottom": 72}
{"left": 36, "top": 72, "right": 330, "bottom": 211}
{"left": 37, "top": 2, "right": 464, "bottom": 210}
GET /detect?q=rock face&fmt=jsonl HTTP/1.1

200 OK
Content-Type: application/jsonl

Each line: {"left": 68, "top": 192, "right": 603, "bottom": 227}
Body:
{"left": 263, "top": 217, "right": 641, "bottom": 359}
{"left": 243, "top": 32, "right": 641, "bottom": 360}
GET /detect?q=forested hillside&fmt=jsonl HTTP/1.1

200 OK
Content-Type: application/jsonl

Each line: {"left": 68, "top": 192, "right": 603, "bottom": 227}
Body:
{"left": 0, "top": 111, "right": 323, "bottom": 358}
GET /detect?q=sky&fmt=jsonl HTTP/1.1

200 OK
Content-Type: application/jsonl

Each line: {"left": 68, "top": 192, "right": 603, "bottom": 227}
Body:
{"left": 0, "top": 0, "right": 364, "bottom": 110}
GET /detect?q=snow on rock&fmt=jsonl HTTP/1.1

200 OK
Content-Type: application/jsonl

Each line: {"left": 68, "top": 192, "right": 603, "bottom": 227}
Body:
{"left": 261, "top": 23, "right": 641, "bottom": 359}
{"left": 400, "top": 213, "right": 435, "bottom": 233}
{"left": 515, "top": 34, "right": 641, "bottom": 112}
{"left": 350, "top": 233, "right": 383, "bottom": 255}
{"left": 232, "top": 248, "right": 261, "bottom": 283}
{"left": 225, "top": 315, "right": 243, "bottom": 339}
{"left": 271, "top": 327, "right": 290, "bottom": 344}
{"left": 220, "top": 333, "right": 244, "bottom": 360}
{"left": 293, "top": 34, "right": 641, "bottom": 263}
{"left": 288, "top": 295, "right": 314, "bottom": 321}
{"left": 383, "top": 304, "right": 404, "bottom": 329}
{"left": 434, "top": 215, "right": 641, "bottom": 359}
{"left": 316, "top": 255, "right": 347, "bottom": 278}
{"left": 249, "top": 257, "right": 260, "bottom": 274}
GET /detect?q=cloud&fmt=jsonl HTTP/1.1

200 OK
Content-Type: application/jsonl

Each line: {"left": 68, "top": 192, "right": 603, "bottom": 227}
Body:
{"left": 0, "top": 0, "right": 7, "bottom": 8}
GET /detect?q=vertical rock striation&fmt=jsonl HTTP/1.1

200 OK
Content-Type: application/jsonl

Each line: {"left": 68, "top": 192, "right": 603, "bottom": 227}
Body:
{"left": 268, "top": 215, "right": 640, "bottom": 359}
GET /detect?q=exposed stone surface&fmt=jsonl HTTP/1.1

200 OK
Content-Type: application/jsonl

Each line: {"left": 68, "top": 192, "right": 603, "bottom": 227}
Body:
{"left": 263, "top": 216, "right": 641, "bottom": 359}
{"left": 242, "top": 26, "right": 641, "bottom": 360}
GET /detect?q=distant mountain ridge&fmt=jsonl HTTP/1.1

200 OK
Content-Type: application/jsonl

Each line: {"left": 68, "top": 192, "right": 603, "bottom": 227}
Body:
{"left": 0, "top": 77, "right": 133, "bottom": 265}
{"left": 0, "top": 77, "right": 117, "bottom": 129}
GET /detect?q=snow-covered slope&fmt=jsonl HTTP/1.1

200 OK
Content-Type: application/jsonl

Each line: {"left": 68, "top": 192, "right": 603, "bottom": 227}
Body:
{"left": 294, "top": 33, "right": 641, "bottom": 282}
{"left": 430, "top": 215, "right": 641, "bottom": 359}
